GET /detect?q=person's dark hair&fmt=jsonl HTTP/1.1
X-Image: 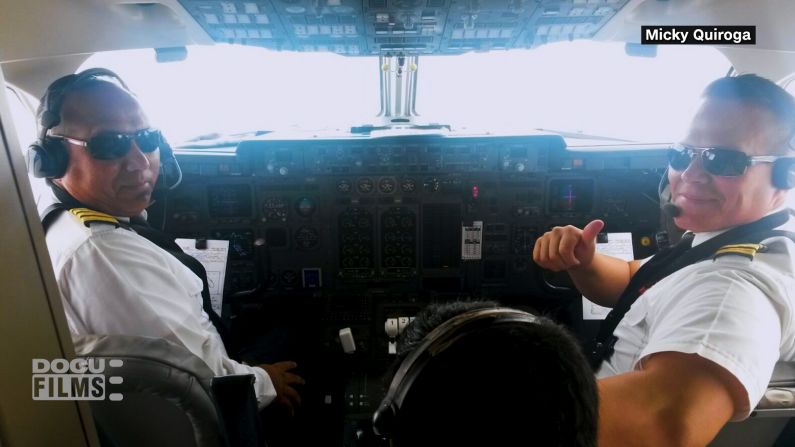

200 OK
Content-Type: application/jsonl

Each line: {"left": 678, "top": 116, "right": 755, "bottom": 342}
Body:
{"left": 387, "top": 301, "right": 598, "bottom": 447}
{"left": 703, "top": 74, "right": 795, "bottom": 150}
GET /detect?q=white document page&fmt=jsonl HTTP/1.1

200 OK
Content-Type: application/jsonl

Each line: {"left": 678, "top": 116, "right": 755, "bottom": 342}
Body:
{"left": 582, "top": 232, "right": 634, "bottom": 320}
{"left": 461, "top": 221, "right": 483, "bottom": 260}
{"left": 175, "top": 239, "right": 230, "bottom": 316}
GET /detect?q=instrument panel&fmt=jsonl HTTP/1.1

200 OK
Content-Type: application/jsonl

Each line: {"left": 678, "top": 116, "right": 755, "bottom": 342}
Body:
{"left": 157, "top": 133, "right": 669, "bottom": 446}
{"left": 166, "top": 134, "right": 666, "bottom": 298}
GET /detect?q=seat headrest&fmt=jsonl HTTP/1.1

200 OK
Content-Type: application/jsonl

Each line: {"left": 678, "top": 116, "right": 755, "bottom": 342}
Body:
{"left": 73, "top": 334, "right": 215, "bottom": 381}
{"left": 72, "top": 334, "right": 225, "bottom": 447}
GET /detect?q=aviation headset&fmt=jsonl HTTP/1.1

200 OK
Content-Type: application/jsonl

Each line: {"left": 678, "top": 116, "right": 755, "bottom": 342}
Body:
{"left": 757, "top": 129, "right": 795, "bottom": 189}
{"left": 27, "top": 68, "right": 182, "bottom": 192}
{"left": 772, "top": 133, "right": 795, "bottom": 188}
{"left": 371, "top": 307, "right": 539, "bottom": 439}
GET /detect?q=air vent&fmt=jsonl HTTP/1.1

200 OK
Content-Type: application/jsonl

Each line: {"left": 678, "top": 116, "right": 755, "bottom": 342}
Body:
{"left": 391, "top": 0, "right": 423, "bottom": 8}
{"left": 375, "top": 36, "right": 433, "bottom": 43}
{"left": 380, "top": 43, "right": 428, "bottom": 50}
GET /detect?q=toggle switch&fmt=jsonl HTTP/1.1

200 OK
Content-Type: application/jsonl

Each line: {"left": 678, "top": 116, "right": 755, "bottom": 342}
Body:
{"left": 385, "top": 318, "right": 399, "bottom": 338}
{"left": 397, "top": 317, "right": 410, "bottom": 333}
{"left": 385, "top": 318, "right": 399, "bottom": 355}
{"left": 339, "top": 327, "right": 356, "bottom": 354}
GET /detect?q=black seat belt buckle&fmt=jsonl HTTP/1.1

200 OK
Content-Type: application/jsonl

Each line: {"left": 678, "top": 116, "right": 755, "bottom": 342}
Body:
{"left": 588, "top": 336, "right": 618, "bottom": 370}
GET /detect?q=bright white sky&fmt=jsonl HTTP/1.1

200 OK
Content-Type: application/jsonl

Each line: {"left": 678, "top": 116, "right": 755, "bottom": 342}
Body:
{"left": 82, "top": 41, "right": 729, "bottom": 143}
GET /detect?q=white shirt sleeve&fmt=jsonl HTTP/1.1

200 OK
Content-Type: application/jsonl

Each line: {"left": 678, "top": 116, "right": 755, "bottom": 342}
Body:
{"left": 56, "top": 227, "right": 277, "bottom": 408}
{"left": 639, "top": 256, "right": 784, "bottom": 419}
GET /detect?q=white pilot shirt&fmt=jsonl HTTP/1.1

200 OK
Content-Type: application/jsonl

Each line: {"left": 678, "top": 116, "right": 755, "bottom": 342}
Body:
{"left": 597, "top": 212, "right": 795, "bottom": 420}
{"left": 41, "top": 194, "right": 277, "bottom": 409}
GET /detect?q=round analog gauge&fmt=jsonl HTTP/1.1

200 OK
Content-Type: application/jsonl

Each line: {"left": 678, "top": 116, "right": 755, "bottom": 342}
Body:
{"left": 295, "top": 197, "right": 316, "bottom": 217}
{"left": 337, "top": 179, "right": 352, "bottom": 193}
{"left": 400, "top": 178, "right": 416, "bottom": 193}
{"left": 261, "top": 197, "right": 288, "bottom": 222}
{"left": 378, "top": 177, "right": 396, "bottom": 194}
{"left": 357, "top": 177, "right": 374, "bottom": 193}
{"left": 294, "top": 226, "right": 320, "bottom": 251}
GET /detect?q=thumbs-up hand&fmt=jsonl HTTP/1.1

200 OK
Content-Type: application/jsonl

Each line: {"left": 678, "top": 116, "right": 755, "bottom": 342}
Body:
{"left": 533, "top": 220, "right": 605, "bottom": 272}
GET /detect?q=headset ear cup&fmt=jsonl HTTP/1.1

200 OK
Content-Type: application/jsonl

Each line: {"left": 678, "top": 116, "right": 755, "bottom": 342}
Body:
{"left": 27, "top": 138, "right": 68, "bottom": 179}
{"left": 372, "top": 402, "right": 397, "bottom": 438}
{"left": 26, "top": 143, "right": 47, "bottom": 178}
{"left": 772, "top": 158, "right": 795, "bottom": 189}
{"left": 159, "top": 135, "right": 173, "bottom": 160}
{"left": 159, "top": 138, "right": 182, "bottom": 189}
{"left": 151, "top": 137, "right": 182, "bottom": 203}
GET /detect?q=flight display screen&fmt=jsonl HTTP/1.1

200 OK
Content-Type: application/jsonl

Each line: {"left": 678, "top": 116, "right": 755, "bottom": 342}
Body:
{"left": 210, "top": 229, "right": 255, "bottom": 259}
{"left": 548, "top": 179, "right": 594, "bottom": 213}
{"left": 208, "top": 184, "right": 252, "bottom": 218}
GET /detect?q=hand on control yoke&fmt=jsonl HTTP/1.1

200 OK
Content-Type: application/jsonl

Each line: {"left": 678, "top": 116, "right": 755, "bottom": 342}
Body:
{"left": 259, "top": 361, "right": 305, "bottom": 417}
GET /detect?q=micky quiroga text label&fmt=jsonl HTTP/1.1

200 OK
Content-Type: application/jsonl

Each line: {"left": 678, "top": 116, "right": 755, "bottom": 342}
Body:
{"left": 641, "top": 26, "right": 755, "bottom": 45}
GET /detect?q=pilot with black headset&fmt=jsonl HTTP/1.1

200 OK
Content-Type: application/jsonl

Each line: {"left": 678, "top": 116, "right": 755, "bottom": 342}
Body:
{"left": 372, "top": 300, "right": 599, "bottom": 447}
{"left": 29, "top": 68, "right": 304, "bottom": 415}
{"left": 534, "top": 74, "right": 795, "bottom": 446}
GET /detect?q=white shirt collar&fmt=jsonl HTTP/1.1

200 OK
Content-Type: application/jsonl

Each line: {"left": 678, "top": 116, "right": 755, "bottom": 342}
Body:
{"left": 43, "top": 187, "right": 143, "bottom": 223}
{"left": 690, "top": 207, "right": 788, "bottom": 247}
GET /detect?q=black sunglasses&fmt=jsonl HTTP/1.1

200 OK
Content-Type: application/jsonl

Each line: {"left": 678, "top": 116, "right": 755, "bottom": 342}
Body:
{"left": 667, "top": 143, "right": 785, "bottom": 177}
{"left": 52, "top": 128, "right": 162, "bottom": 160}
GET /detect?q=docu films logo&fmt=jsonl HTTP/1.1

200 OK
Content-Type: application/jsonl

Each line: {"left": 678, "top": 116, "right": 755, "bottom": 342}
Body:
{"left": 32, "top": 358, "right": 124, "bottom": 401}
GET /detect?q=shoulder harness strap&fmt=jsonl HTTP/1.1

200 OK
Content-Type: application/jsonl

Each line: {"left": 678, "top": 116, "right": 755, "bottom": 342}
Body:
{"left": 40, "top": 203, "right": 69, "bottom": 234}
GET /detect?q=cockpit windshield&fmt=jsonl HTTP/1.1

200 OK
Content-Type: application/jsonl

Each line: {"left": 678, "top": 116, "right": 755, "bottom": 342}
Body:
{"left": 82, "top": 41, "right": 729, "bottom": 144}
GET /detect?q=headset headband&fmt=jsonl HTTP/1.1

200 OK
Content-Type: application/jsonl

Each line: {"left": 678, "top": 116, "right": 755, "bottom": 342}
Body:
{"left": 38, "top": 68, "right": 132, "bottom": 139}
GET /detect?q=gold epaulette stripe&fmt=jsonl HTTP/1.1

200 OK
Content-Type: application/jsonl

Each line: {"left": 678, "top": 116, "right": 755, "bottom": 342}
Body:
{"left": 68, "top": 208, "right": 120, "bottom": 228}
{"left": 714, "top": 243, "right": 766, "bottom": 261}
{"left": 70, "top": 208, "right": 110, "bottom": 217}
{"left": 73, "top": 212, "right": 116, "bottom": 222}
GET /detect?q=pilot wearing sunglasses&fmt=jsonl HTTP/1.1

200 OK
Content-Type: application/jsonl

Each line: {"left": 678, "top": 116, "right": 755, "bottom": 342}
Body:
{"left": 34, "top": 70, "right": 304, "bottom": 417}
{"left": 534, "top": 74, "right": 795, "bottom": 447}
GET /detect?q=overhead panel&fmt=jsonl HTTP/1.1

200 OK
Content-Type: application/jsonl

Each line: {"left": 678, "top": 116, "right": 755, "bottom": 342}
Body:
{"left": 178, "top": 0, "right": 630, "bottom": 55}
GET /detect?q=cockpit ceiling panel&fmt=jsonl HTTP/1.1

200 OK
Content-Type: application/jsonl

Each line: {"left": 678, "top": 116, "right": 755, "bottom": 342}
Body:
{"left": 177, "top": 0, "right": 630, "bottom": 55}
